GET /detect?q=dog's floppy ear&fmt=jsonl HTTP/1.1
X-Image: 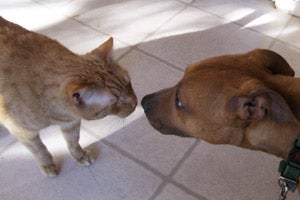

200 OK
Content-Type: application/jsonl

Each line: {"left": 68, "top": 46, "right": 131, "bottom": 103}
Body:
{"left": 228, "top": 89, "right": 297, "bottom": 123}
{"left": 247, "top": 49, "right": 295, "bottom": 77}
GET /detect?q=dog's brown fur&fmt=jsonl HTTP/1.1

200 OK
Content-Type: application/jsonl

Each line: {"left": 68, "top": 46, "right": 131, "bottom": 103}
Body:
{"left": 142, "top": 49, "right": 300, "bottom": 192}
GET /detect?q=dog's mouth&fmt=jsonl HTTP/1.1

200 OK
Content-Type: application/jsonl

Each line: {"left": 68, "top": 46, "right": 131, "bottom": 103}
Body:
{"left": 146, "top": 118, "right": 192, "bottom": 138}
{"left": 142, "top": 92, "right": 192, "bottom": 138}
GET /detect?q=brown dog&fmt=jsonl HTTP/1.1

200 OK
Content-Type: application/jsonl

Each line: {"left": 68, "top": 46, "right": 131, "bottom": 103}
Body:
{"left": 141, "top": 49, "right": 300, "bottom": 194}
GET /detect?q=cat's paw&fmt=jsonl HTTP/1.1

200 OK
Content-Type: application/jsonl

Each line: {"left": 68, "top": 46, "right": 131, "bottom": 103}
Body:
{"left": 41, "top": 163, "right": 59, "bottom": 177}
{"left": 75, "top": 150, "right": 95, "bottom": 166}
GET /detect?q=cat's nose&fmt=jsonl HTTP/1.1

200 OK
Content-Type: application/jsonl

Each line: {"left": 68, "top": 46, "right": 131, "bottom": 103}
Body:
{"left": 129, "top": 97, "right": 137, "bottom": 109}
{"left": 119, "top": 96, "right": 137, "bottom": 109}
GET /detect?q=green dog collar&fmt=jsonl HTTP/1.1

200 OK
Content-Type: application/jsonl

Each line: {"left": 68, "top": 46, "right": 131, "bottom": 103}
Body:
{"left": 278, "top": 137, "right": 300, "bottom": 199}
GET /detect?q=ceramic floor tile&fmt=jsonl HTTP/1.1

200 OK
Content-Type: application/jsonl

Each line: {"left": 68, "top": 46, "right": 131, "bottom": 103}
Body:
{"left": 85, "top": 142, "right": 162, "bottom": 200}
{"left": 1, "top": 0, "right": 130, "bottom": 59}
{"left": 32, "top": 0, "right": 86, "bottom": 17}
{"left": 173, "top": 141, "right": 299, "bottom": 200}
{"left": 87, "top": 116, "right": 195, "bottom": 176}
{"left": 139, "top": 6, "right": 273, "bottom": 70}
{"left": 42, "top": 0, "right": 186, "bottom": 45}
{"left": 2, "top": 1, "right": 300, "bottom": 200}
{"left": 38, "top": 17, "right": 130, "bottom": 58}
{"left": 241, "top": 10, "right": 290, "bottom": 38}
{"left": 0, "top": 126, "right": 98, "bottom": 192}
{"left": 0, "top": 127, "right": 16, "bottom": 154}
{"left": 271, "top": 40, "right": 300, "bottom": 76}
{"left": 194, "top": 0, "right": 273, "bottom": 8}
{"left": 0, "top": 127, "right": 163, "bottom": 200}
{"left": 278, "top": 16, "right": 300, "bottom": 49}
{"left": 178, "top": 0, "right": 194, "bottom": 4}
{"left": 193, "top": 0, "right": 274, "bottom": 21}
{"left": 120, "top": 49, "right": 183, "bottom": 100}
{"left": 141, "top": 6, "right": 226, "bottom": 43}
{"left": 82, "top": 106, "right": 145, "bottom": 140}
{"left": 1, "top": 141, "right": 162, "bottom": 200}
{"left": 193, "top": 0, "right": 291, "bottom": 38}
{"left": 0, "top": 165, "right": 98, "bottom": 200}
{"left": 154, "top": 183, "right": 205, "bottom": 200}
{"left": 291, "top": 1, "right": 300, "bottom": 16}
{"left": 0, "top": 0, "right": 66, "bottom": 32}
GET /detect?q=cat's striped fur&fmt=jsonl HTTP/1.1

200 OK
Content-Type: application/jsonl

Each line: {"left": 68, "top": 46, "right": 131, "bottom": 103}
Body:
{"left": 0, "top": 16, "right": 137, "bottom": 176}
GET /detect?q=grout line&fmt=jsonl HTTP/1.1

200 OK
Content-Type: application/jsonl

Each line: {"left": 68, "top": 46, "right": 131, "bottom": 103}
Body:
{"left": 136, "top": 48, "right": 185, "bottom": 72}
{"left": 268, "top": 38, "right": 277, "bottom": 50}
{"left": 169, "top": 180, "right": 209, "bottom": 200}
{"left": 148, "top": 140, "right": 208, "bottom": 200}
{"left": 139, "top": 4, "right": 188, "bottom": 45}
{"left": 33, "top": 0, "right": 139, "bottom": 64}
{"left": 169, "top": 139, "right": 200, "bottom": 178}
{"left": 101, "top": 138, "right": 166, "bottom": 178}
{"left": 116, "top": 46, "right": 136, "bottom": 62}
{"left": 187, "top": 3, "right": 296, "bottom": 50}
{"left": 116, "top": 44, "right": 185, "bottom": 73}
{"left": 32, "top": 0, "right": 134, "bottom": 48}
{"left": 268, "top": 15, "right": 293, "bottom": 49}
{"left": 176, "top": 0, "right": 196, "bottom": 6}
{"left": 268, "top": 16, "right": 300, "bottom": 52}
{"left": 0, "top": 140, "right": 18, "bottom": 156}
{"left": 189, "top": 3, "right": 300, "bottom": 53}
{"left": 82, "top": 125, "right": 166, "bottom": 178}
{"left": 34, "top": 0, "right": 188, "bottom": 72}
{"left": 271, "top": 38, "right": 300, "bottom": 52}
{"left": 84, "top": 124, "right": 207, "bottom": 200}
{"left": 34, "top": 0, "right": 300, "bottom": 70}
{"left": 88, "top": 137, "right": 208, "bottom": 200}
{"left": 81, "top": 126, "right": 98, "bottom": 139}
{"left": 122, "top": 3, "right": 188, "bottom": 72}
{"left": 274, "top": 15, "right": 293, "bottom": 40}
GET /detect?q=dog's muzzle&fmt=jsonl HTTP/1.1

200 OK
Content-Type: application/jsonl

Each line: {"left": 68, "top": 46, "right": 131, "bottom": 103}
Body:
{"left": 141, "top": 93, "right": 191, "bottom": 138}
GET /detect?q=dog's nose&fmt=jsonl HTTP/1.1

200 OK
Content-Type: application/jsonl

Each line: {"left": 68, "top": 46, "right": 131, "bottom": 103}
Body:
{"left": 141, "top": 95, "right": 151, "bottom": 113}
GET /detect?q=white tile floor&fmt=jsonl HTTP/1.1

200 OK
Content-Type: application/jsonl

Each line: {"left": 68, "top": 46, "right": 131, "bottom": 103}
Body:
{"left": 1, "top": 0, "right": 300, "bottom": 199}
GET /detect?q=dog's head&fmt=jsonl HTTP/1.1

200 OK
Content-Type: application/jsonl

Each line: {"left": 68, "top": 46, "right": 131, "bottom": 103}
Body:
{"left": 142, "top": 49, "right": 298, "bottom": 146}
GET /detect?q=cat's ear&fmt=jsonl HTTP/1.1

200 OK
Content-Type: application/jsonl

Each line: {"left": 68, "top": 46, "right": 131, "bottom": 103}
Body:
{"left": 90, "top": 37, "right": 113, "bottom": 62}
{"left": 67, "top": 84, "right": 117, "bottom": 107}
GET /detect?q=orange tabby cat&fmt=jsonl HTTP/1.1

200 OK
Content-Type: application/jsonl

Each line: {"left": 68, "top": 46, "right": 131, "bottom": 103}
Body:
{"left": 0, "top": 17, "right": 137, "bottom": 176}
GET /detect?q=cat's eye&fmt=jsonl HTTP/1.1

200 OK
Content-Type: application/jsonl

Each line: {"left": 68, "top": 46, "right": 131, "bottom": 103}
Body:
{"left": 73, "top": 92, "right": 80, "bottom": 99}
{"left": 71, "top": 92, "right": 81, "bottom": 105}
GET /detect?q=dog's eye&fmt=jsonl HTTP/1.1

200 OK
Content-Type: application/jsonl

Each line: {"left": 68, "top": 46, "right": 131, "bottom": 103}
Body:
{"left": 175, "top": 91, "right": 184, "bottom": 109}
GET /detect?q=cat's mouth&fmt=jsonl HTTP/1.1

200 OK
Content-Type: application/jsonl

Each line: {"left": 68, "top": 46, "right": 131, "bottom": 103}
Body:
{"left": 88, "top": 95, "right": 137, "bottom": 120}
{"left": 94, "top": 109, "right": 111, "bottom": 119}
{"left": 115, "top": 95, "right": 137, "bottom": 118}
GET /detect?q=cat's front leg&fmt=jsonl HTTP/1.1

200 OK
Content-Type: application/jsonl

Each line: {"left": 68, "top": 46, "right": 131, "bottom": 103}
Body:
{"left": 10, "top": 130, "right": 58, "bottom": 177}
{"left": 61, "top": 120, "right": 94, "bottom": 166}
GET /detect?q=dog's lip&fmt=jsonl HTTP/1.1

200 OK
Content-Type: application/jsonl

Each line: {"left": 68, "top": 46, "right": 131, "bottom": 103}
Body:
{"left": 146, "top": 118, "right": 192, "bottom": 138}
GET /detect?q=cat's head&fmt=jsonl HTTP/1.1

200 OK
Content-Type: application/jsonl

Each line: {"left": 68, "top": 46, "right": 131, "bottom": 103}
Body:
{"left": 64, "top": 37, "right": 137, "bottom": 120}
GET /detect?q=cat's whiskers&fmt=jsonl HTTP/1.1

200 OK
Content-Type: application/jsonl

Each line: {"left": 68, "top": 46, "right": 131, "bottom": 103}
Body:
{"left": 108, "top": 116, "right": 126, "bottom": 130}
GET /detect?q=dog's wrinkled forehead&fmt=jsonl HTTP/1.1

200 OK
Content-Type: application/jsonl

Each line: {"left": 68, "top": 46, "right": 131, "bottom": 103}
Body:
{"left": 181, "top": 63, "right": 260, "bottom": 115}
{"left": 184, "top": 65, "right": 248, "bottom": 92}
{"left": 179, "top": 70, "right": 232, "bottom": 117}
